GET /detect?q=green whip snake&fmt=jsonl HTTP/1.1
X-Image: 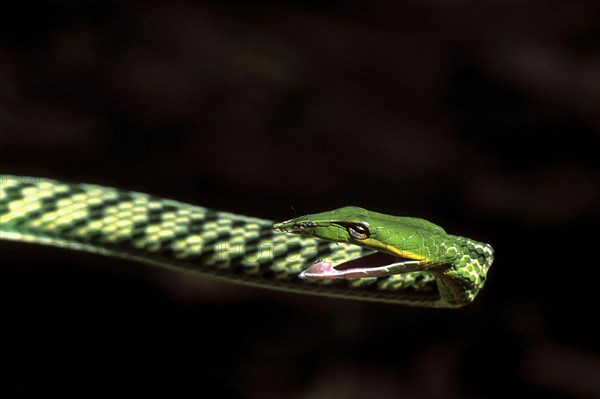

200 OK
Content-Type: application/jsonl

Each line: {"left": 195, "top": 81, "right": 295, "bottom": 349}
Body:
{"left": 0, "top": 175, "right": 493, "bottom": 308}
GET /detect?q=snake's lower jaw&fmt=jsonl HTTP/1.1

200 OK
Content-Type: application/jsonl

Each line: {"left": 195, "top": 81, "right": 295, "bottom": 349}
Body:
{"left": 299, "top": 252, "right": 398, "bottom": 280}
{"left": 299, "top": 262, "right": 378, "bottom": 279}
{"left": 298, "top": 262, "right": 337, "bottom": 279}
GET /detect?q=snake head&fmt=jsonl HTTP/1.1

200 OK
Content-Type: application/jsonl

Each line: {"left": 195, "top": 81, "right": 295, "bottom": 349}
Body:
{"left": 272, "top": 206, "right": 374, "bottom": 243}
{"left": 273, "top": 206, "right": 438, "bottom": 253}
{"left": 273, "top": 206, "right": 443, "bottom": 280}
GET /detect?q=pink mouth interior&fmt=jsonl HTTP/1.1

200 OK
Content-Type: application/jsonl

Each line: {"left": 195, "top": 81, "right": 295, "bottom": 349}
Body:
{"left": 299, "top": 252, "right": 402, "bottom": 279}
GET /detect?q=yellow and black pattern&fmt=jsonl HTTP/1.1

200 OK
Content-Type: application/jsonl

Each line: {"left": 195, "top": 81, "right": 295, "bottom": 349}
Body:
{"left": 1, "top": 175, "right": 450, "bottom": 305}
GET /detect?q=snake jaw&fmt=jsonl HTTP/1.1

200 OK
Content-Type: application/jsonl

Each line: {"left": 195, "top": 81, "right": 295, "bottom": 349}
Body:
{"left": 299, "top": 261, "right": 385, "bottom": 279}
{"left": 298, "top": 262, "right": 337, "bottom": 279}
{"left": 299, "top": 252, "right": 402, "bottom": 279}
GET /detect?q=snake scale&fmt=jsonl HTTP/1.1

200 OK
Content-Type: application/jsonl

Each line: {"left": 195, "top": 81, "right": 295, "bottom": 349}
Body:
{"left": 0, "top": 175, "right": 493, "bottom": 308}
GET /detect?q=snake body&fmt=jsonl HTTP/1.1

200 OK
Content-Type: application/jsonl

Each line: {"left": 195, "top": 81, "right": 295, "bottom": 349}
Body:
{"left": 0, "top": 175, "right": 493, "bottom": 308}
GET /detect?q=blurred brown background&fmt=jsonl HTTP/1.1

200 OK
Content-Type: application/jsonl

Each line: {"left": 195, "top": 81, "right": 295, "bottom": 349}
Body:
{"left": 1, "top": 1, "right": 599, "bottom": 398}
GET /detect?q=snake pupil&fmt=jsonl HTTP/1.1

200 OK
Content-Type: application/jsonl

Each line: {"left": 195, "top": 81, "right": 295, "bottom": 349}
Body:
{"left": 348, "top": 224, "right": 369, "bottom": 240}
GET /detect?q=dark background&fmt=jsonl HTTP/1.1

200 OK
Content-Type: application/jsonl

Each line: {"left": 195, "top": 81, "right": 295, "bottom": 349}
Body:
{"left": 1, "top": 1, "right": 599, "bottom": 398}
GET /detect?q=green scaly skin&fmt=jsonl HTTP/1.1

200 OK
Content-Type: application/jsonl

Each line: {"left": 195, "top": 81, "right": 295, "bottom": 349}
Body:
{"left": 0, "top": 175, "right": 493, "bottom": 308}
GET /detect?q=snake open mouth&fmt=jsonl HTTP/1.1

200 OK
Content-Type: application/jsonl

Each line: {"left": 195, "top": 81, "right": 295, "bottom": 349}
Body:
{"left": 299, "top": 252, "right": 411, "bottom": 279}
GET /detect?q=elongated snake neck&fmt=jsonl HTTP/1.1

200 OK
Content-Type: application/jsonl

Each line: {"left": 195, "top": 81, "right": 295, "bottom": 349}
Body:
{"left": 0, "top": 175, "right": 493, "bottom": 307}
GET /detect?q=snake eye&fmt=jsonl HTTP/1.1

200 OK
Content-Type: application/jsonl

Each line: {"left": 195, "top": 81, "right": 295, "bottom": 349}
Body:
{"left": 347, "top": 223, "right": 370, "bottom": 240}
